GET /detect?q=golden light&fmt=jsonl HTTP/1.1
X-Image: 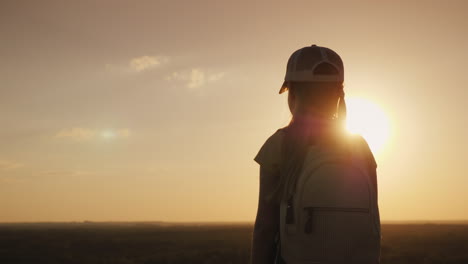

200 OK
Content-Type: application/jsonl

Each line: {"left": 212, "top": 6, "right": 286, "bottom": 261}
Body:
{"left": 345, "top": 97, "right": 390, "bottom": 153}
{"left": 101, "top": 130, "right": 116, "bottom": 139}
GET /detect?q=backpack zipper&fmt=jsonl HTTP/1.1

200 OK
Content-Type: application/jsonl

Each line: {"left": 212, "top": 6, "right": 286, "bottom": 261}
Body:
{"left": 304, "top": 207, "right": 369, "bottom": 234}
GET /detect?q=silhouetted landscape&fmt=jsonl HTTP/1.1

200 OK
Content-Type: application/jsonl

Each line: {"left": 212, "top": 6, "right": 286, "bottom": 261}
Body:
{"left": 1, "top": 222, "right": 467, "bottom": 264}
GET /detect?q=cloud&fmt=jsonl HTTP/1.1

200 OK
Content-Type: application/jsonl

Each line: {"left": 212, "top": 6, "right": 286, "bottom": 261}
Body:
{"left": 166, "top": 68, "right": 225, "bottom": 89}
{"left": 40, "top": 170, "right": 98, "bottom": 177}
{"left": 129, "top": 56, "right": 162, "bottom": 72}
{"left": 207, "top": 72, "right": 225, "bottom": 82}
{"left": 55, "top": 128, "right": 96, "bottom": 141}
{"left": 188, "top": 68, "right": 205, "bottom": 89}
{"left": 106, "top": 55, "right": 169, "bottom": 73}
{"left": 118, "top": 129, "right": 131, "bottom": 137}
{"left": 100, "top": 129, "right": 131, "bottom": 139}
{"left": 0, "top": 159, "right": 24, "bottom": 170}
{"left": 55, "top": 128, "right": 131, "bottom": 141}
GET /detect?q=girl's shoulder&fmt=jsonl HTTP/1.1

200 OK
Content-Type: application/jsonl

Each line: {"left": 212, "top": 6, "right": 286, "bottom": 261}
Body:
{"left": 348, "top": 134, "right": 378, "bottom": 169}
{"left": 254, "top": 127, "right": 377, "bottom": 172}
{"left": 253, "top": 126, "right": 288, "bottom": 173}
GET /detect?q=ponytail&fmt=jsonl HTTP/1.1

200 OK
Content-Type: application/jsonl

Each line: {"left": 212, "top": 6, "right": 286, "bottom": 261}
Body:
{"left": 337, "top": 89, "right": 347, "bottom": 128}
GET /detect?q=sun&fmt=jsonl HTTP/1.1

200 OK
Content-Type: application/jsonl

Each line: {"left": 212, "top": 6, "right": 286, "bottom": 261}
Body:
{"left": 345, "top": 97, "right": 390, "bottom": 153}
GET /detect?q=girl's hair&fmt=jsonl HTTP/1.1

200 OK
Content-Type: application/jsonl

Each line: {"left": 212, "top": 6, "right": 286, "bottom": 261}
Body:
{"left": 288, "top": 81, "right": 345, "bottom": 123}
{"left": 268, "top": 77, "right": 347, "bottom": 203}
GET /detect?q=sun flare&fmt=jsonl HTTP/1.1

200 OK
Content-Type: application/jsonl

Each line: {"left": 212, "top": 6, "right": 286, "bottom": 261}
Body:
{"left": 345, "top": 97, "right": 390, "bottom": 153}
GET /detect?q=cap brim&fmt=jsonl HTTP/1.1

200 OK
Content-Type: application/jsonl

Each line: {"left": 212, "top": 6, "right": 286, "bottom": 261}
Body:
{"left": 279, "top": 81, "right": 288, "bottom": 94}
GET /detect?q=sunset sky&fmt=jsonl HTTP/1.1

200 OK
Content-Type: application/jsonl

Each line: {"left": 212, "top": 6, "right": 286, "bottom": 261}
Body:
{"left": 1, "top": 0, "right": 467, "bottom": 222}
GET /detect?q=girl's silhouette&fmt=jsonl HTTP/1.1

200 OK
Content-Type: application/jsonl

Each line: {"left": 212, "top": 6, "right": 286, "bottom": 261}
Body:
{"left": 251, "top": 45, "right": 380, "bottom": 264}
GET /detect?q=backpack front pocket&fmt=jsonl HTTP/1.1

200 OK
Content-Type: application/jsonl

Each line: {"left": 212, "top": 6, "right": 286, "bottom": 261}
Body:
{"left": 304, "top": 207, "right": 369, "bottom": 234}
{"left": 300, "top": 206, "right": 379, "bottom": 263}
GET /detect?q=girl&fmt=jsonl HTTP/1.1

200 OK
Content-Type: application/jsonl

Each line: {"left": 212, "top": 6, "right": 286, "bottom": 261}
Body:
{"left": 251, "top": 45, "right": 379, "bottom": 264}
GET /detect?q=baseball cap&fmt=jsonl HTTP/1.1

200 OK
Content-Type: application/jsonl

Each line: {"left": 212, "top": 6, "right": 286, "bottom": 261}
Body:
{"left": 279, "top": 44, "right": 344, "bottom": 94}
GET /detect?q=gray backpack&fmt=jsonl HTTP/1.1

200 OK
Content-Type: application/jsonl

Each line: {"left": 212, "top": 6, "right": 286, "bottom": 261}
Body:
{"left": 278, "top": 134, "right": 381, "bottom": 264}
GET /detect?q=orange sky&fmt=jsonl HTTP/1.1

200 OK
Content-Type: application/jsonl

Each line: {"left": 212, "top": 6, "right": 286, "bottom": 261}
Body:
{"left": 1, "top": 0, "right": 467, "bottom": 222}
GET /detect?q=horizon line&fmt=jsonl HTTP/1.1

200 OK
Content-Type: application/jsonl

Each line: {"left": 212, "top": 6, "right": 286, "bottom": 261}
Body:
{"left": 1, "top": 219, "right": 468, "bottom": 225}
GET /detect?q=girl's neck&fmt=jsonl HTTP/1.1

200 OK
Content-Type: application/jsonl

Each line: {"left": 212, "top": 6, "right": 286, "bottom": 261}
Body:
{"left": 292, "top": 110, "right": 333, "bottom": 123}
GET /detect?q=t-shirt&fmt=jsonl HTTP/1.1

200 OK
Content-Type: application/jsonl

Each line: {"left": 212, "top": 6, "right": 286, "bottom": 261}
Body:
{"left": 254, "top": 128, "right": 287, "bottom": 174}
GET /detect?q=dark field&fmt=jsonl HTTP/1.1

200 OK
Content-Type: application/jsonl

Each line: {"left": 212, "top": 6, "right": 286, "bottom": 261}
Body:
{"left": 1, "top": 222, "right": 467, "bottom": 264}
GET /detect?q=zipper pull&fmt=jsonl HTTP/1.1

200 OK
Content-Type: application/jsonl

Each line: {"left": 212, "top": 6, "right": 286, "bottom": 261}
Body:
{"left": 304, "top": 208, "right": 314, "bottom": 234}
{"left": 286, "top": 196, "right": 295, "bottom": 224}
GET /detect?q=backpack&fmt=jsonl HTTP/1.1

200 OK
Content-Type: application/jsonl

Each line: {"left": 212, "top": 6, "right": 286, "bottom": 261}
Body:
{"left": 277, "top": 129, "right": 381, "bottom": 264}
